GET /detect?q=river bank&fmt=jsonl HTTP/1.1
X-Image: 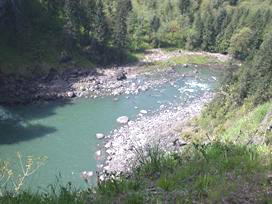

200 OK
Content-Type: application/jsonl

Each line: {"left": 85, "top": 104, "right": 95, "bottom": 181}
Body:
{"left": 0, "top": 48, "right": 228, "bottom": 186}
{"left": 0, "top": 49, "right": 230, "bottom": 105}
{"left": 99, "top": 92, "right": 214, "bottom": 177}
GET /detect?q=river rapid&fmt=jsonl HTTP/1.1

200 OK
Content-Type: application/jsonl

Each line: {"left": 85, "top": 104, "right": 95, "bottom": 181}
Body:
{"left": 0, "top": 65, "right": 222, "bottom": 191}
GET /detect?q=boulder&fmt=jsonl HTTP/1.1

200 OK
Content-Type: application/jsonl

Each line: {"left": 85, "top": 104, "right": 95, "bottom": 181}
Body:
{"left": 96, "top": 133, "right": 104, "bottom": 139}
{"left": 140, "top": 110, "right": 148, "bottom": 114}
{"left": 116, "top": 116, "right": 129, "bottom": 124}
{"left": 96, "top": 150, "right": 101, "bottom": 156}
{"left": 67, "top": 91, "right": 75, "bottom": 98}
{"left": 116, "top": 69, "right": 127, "bottom": 81}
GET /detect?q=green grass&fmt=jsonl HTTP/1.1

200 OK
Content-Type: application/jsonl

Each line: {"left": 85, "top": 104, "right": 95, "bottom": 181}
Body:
{"left": 152, "top": 54, "right": 226, "bottom": 70}
{"left": 0, "top": 183, "right": 89, "bottom": 204}
{"left": 171, "top": 55, "right": 214, "bottom": 65}
{"left": 221, "top": 102, "right": 271, "bottom": 143}
{"left": 195, "top": 100, "right": 272, "bottom": 145}
{"left": 1, "top": 141, "right": 271, "bottom": 203}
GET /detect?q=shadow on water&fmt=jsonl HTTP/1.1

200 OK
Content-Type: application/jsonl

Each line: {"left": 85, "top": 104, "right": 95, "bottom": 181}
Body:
{"left": 0, "top": 99, "right": 72, "bottom": 145}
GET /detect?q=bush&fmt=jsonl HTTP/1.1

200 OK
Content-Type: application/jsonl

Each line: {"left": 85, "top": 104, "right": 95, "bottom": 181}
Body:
{"left": 229, "top": 27, "right": 254, "bottom": 60}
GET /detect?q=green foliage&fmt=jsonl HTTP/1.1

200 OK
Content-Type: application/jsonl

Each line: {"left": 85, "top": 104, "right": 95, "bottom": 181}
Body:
{"left": 1, "top": 0, "right": 272, "bottom": 203}
{"left": 93, "top": 0, "right": 109, "bottom": 44}
{"left": 186, "top": 13, "right": 203, "bottom": 49}
{"left": 1, "top": 0, "right": 272, "bottom": 75}
{"left": 221, "top": 102, "right": 271, "bottom": 143}
{"left": 134, "top": 146, "right": 175, "bottom": 178}
{"left": 113, "top": 0, "right": 132, "bottom": 48}
{"left": 201, "top": 6, "right": 215, "bottom": 51}
{"left": 229, "top": 27, "right": 254, "bottom": 60}
{"left": 1, "top": 141, "right": 271, "bottom": 203}
{"left": 178, "top": 0, "right": 190, "bottom": 15}
{"left": 0, "top": 0, "right": 137, "bottom": 75}
{"left": 246, "top": 31, "right": 272, "bottom": 105}
{"left": 1, "top": 182, "right": 89, "bottom": 204}
{"left": 206, "top": 28, "right": 272, "bottom": 122}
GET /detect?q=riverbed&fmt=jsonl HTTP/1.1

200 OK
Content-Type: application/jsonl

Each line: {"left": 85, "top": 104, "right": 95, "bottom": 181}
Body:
{"left": 0, "top": 65, "right": 222, "bottom": 191}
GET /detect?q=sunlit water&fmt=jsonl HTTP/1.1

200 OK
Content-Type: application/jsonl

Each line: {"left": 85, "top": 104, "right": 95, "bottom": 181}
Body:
{"left": 0, "top": 66, "right": 222, "bottom": 191}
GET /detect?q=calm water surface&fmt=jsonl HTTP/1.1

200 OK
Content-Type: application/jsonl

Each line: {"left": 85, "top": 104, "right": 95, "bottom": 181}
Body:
{"left": 0, "top": 66, "right": 222, "bottom": 190}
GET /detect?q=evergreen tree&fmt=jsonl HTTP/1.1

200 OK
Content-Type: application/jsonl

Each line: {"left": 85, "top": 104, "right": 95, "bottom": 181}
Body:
{"left": 179, "top": 0, "right": 190, "bottom": 15}
{"left": 165, "top": 0, "right": 174, "bottom": 20}
{"left": 147, "top": 0, "right": 157, "bottom": 9}
{"left": 93, "top": 0, "right": 108, "bottom": 44}
{"left": 214, "top": 7, "right": 227, "bottom": 37}
{"left": 248, "top": 31, "right": 272, "bottom": 104}
{"left": 64, "top": 0, "right": 81, "bottom": 38}
{"left": 113, "top": 0, "right": 132, "bottom": 48}
{"left": 201, "top": 7, "right": 215, "bottom": 51}
{"left": 229, "top": 27, "right": 254, "bottom": 60}
{"left": 186, "top": 12, "right": 203, "bottom": 49}
{"left": 229, "top": 0, "right": 238, "bottom": 6}
{"left": 150, "top": 15, "right": 160, "bottom": 32}
{"left": 193, "top": 12, "right": 203, "bottom": 47}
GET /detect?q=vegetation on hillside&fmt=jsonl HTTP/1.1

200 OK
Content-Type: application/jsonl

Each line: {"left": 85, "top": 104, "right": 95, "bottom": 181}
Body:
{"left": 1, "top": 0, "right": 272, "bottom": 203}
{"left": 1, "top": 140, "right": 272, "bottom": 203}
{"left": 1, "top": 0, "right": 272, "bottom": 75}
{"left": 0, "top": 0, "right": 134, "bottom": 75}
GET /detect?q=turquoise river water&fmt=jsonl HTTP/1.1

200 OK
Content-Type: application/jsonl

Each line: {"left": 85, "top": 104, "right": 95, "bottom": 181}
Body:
{"left": 0, "top": 66, "right": 222, "bottom": 191}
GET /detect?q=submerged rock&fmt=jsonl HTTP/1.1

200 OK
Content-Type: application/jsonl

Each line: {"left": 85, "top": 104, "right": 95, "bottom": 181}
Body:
{"left": 140, "top": 110, "right": 148, "bottom": 114}
{"left": 116, "top": 116, "right": 129, "bottom": 124}
{"left": 80, "top": 171, "right": 93, "bottom": 181}
{"left": 96, "top": 133, "right": 104, "bottom": 139}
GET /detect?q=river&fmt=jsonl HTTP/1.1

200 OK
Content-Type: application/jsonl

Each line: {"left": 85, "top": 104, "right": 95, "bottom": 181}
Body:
{"left": 0, "top": 66, "right": 222, "bottom": 191}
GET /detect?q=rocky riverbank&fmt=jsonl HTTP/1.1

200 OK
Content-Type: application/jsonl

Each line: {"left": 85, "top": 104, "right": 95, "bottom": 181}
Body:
{"left": 0, "top": 49, "right": 230, "bottom": 105}
{"left": 95, "top": 92, "right": 214, "bottom": 179}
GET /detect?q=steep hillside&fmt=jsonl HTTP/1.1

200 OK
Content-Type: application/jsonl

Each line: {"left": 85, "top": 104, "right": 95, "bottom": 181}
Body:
{"left": 1, "top": 0, "right": 272, "bottom": 203}
{"left": 1, "top": 0, "right": 272, "bottom": 77}
{"left": 0, "top": 0, "right": 134, "bottom": 76}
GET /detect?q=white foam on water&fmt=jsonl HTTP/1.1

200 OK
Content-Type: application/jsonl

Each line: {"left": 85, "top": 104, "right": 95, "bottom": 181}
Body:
{"left": 185, "top": 81, "right": 208, "bottom": 90}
